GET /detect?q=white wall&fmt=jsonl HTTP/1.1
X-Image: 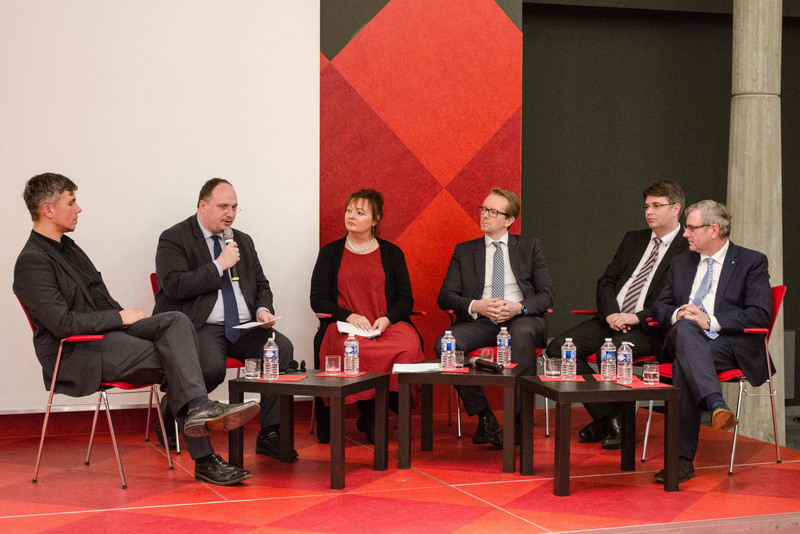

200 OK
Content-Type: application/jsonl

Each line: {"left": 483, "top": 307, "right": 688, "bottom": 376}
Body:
{"left": 0, "top": 1, "right": 320, "bottom": 412}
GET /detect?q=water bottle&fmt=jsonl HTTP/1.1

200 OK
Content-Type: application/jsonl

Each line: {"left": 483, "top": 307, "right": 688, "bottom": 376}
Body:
{"left": 441, "top": 330, "right": 456, "bottom": 370}
{"left": 344, "top": 334, "right": 360, "bottom": 375}
{"left": 617, "top": 341, "right": 633, "bottom": 385}
{"left": 561, "top": 337, "right": 577, "bottom": 380}
{"left": 600, "top": 338, "right": 617, "bottom": 381}
{"left": 496, "top": 327, "right": 511, "bottom": 366}
{"left": 263, "top": 334, "right": 279, "bottom": 380}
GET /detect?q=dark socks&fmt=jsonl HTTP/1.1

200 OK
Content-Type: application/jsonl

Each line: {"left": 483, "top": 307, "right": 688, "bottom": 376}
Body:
{"left": 704, "top": 392, "right": 725, "bottom": 411}
{"left": 187, "top": 395, "right": 210, "bottom": 411}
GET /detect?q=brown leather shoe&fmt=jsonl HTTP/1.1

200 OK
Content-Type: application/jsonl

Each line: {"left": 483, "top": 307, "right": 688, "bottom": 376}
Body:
{"left": 711, "top": 404, "right": 739, "bottom": 431}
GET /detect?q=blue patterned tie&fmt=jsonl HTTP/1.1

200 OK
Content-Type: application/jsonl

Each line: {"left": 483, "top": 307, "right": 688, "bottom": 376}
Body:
{"left": 491, "top": 241, "right": 504, "bottom": 299}
{"left": 693, "top": 257, "right": 718, "bottom": 339}
{"left": 212, "top": 235, "right": 240, "bottom": 343}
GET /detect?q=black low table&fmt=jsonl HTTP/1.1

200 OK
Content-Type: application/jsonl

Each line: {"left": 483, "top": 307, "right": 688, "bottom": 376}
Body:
{"left": 397, "top": 362, "right": 524, "bottom": 473}
{"left": 228, "top": 371, "right": 390, "bottom": 489}
{"left": 518, "top": 374, "right": 680, "bottom": 496}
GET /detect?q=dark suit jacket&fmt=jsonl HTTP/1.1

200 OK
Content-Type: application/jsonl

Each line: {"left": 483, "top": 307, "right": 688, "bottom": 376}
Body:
{"left": 653, "top": 242, "right": 772, "bottom": 386}
{"left": 596, "top": 229, "right": 689, "bottom": 327}
{"left": 437, "top": 234, "right": 554, "bottom": 339}
{"left": 14, "top": 232, "right": 124, "bottom": 396}
{"left": 153, "top": 216, "right": 274, "bottom": 326}
{"left": 310, "top": 236, "right": 417, "bottom": 360}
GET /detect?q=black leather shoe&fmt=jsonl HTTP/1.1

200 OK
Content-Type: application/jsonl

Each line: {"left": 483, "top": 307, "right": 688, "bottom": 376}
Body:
{"left": 255, "top": 429, "right": 298, "bottom": 460}
{"left": 601, "top": 414, "right": 622, "bottom": 450}
{"left": 195, "top": 454, "right": 252, "bottom": 485}
{"left": 184, "top": 400, "right": 260, "bottom": 438}
{"left": 356, "top": 414, "right": 375, "bottom": 444}
{"left": 489, "top": 429, "right": 503, "bottom": 449}
{"left": 577, "top": 418, "right": 609, "bottom": 443}
{"left": 654, "top": 457, "right": 695, "bottom": 484}
{"left": 155, "top": 423, "right": 178, "bottom": 451}
{"left": 472, "top": 412, "right": 499, "bottom": 444}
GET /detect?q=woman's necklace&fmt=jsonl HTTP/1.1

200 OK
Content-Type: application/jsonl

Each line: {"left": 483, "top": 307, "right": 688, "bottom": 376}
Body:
{"left": 347, "top": 235, "right": 374, "bottom": 254}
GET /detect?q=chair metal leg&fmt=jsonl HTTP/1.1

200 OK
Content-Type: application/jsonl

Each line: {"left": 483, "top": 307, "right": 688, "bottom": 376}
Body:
{"left": 144, "top": 386, "right": 154, "bottom": 442}
{"left": 100, "top": 390, "right": 128, "bottom": 489}
{"left": 153, "top": 389, "right": 174, "bottom": 470}
{"left": 729, "top": 380, "right": 745, "bottom": 475}
{"left": 32, "top": 391, "right": 58, "bottom": 483}
{"left": 85, "top": 391, "right": 104, "bottom": 465}
{"left": 642, "top": 400, "right": 653, "bottom": 462}
{"left": 766, "top": 377, "right": 782, "bottom": 464}
{"left": 173, "top": 420, "right": 182, "bottom": 455}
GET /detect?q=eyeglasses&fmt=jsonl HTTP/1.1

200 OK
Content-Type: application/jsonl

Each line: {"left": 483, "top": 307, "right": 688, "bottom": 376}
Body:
{"left": 215, "top": 204, "right": 241, "bottom": 214}
{"left": 478, "top": 206, "right": 509, "bottom": 218}
{"left": 641, "top": 202, "right": 675, "bottom": 212}
{"left": 684, "top": 224, "right": 710, "bottom": 233}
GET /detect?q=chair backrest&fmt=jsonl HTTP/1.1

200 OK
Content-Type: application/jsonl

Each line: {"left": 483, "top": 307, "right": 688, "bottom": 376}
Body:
{"left": 767, "top": 285, "right": 787, "bottom": 343}
{"left": 150, "top": 272, "right": 159, "bottom": 295}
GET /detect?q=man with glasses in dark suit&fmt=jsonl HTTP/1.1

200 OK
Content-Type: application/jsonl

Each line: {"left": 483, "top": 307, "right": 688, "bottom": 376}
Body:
{"left": 436, "top": 188, "right": 554, "bottom": 448}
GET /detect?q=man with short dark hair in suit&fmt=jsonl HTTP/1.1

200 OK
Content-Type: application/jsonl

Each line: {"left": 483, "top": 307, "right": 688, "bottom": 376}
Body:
{"left": 14, "top": 172, "right": 258, "bottom": 486}
{"left": 436, "top": 188, "right": 554, "bottom": 448}
{"left": 154, "top": 178, "right": 295, "bottom": 460}
{"left": 546, "top": 180, "right": 688, "bottom": 449}
{"left": 652, "top": 199, "right": 772, "bottom": 484}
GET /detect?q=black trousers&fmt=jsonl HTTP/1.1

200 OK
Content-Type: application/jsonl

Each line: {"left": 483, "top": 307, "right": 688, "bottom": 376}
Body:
{"left": 545, "top": 316, "right": 657, "bottom": 421}
{"left": 434, "top": 315, "right": 545, "bottom": 417}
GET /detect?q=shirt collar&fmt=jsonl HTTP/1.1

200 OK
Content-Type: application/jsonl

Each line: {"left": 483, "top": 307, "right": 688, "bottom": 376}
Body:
{"left": 484, "top": 231, "right": 509, "bottom": 247}
{"left": 31, "top": 229, "right": 72, "bottom": 253}
{"left": 197, "top": 215, "right": 222, "bottom": 241}
{"left": 700, "top": 239, "right": 729, "bottom": 265}
{"left": 653, "top": 224, "right": 681, "bottom": 248}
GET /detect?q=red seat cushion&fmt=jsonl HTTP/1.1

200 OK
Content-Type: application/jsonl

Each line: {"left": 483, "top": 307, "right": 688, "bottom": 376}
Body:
{"left": 718, "top": 369, "right": 746, "bottom": 382}
{"left": 100, "top": 382, "right": 150, "bottom": 391}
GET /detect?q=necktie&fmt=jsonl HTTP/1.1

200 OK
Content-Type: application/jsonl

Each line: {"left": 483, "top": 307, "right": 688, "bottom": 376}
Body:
{"left": 621, "top": 237, "right": 662, "bottom": 313}
{"left": 693, "top": 257, "right": 718, "bottom": 339}
{"left": 491, "top": 241, "right": 504, "bottom": 299}
{"left": 212, "top": 235, "right": 240, "bottom": 343}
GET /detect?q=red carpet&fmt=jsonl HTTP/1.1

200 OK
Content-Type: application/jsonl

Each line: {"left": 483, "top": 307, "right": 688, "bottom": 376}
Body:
{"left": 1, "top": 404, "right": 799, "bottom": 532}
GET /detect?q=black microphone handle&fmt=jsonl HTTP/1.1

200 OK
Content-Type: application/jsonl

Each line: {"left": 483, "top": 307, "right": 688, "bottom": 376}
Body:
{"left": 223, "top": 229, "right": 240, "bottom": 282}
{"left": 229, "top": 263, "right": 239, "bottom": 282}
{"left": 468, "top": 357, "right": 504, "bottom": 373}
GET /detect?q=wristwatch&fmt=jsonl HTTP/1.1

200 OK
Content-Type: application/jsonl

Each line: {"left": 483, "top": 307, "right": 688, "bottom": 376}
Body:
{"left": 521, "top": 305, "right": 528, "bottom": 316}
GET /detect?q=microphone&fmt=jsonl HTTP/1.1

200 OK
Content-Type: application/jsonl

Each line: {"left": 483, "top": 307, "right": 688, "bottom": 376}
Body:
{"left": 465, "top": 357, "right": 504, "bottom": 373}
{"left": 222, "top": 227, "right": 239, "bottom": 282}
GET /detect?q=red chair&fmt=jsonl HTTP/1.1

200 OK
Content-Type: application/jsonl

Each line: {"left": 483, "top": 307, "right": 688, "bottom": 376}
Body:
{"left": 445, "top": 309, "right": 552, "bottom": 438}
{"left": 642, "top": 285, "right": 786, "bottom": 474}
{"left": 150, "top": 273, "right": 242, "bottom": 453}
{"left": 20, "top": 302, "right": 173, "bottom": 489}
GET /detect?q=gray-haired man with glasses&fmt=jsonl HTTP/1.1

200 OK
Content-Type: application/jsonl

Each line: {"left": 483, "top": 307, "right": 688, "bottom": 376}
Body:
{"left": 545, "top": 180, "right": 688, "bottom": 449}
{"left": 436, "top": 188, "right": 554, "bottom": 449}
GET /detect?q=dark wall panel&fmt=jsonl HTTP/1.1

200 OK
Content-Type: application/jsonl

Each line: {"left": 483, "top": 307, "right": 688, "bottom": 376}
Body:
{"left": 522, "top": 4, "right": 731, "bottom": 335}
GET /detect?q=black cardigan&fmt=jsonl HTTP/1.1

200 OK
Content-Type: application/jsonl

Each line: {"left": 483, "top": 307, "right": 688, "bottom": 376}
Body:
{"left": 309, "top": 236, "right": 419, "bottom": 362}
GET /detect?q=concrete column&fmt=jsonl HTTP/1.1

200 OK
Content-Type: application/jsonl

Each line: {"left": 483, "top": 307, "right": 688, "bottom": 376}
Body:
{"left": 727, "top": 0, "right": 784, "bottom": 446}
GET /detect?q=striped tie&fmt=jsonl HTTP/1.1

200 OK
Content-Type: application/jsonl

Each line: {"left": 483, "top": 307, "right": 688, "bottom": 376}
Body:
{"left": 491, "top": 241, "right": 504, "bottom": 299}
{"left": 693, "top": 257, "right": 719, "bottom": 339}
{"left": 621, "top": 237, "right": 662, "bottom": 313}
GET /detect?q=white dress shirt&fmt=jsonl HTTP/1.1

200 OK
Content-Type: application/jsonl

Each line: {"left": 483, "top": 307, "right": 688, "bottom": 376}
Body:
{"left": 615, "top": 224, "right": 681, "bottom": 313}
{"left": 670, "top": 239, "right": 729, "bottom": 333}
{"left": 468, "top": 231, "right": 523, "bottom": 318}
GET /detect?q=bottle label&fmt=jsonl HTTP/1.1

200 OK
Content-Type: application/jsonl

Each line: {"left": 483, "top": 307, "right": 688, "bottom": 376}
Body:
{"left": 497, "top": 339, "right": 510, "bottom": 348}
{"left": 617, "top": 353, "right": 631, "bottom": 363}
{"left": 264, "top": 349, "right": 277, "bottom": 359}
{"left": 345, "top": 345, "right": 355, "bottom": 355}
{"left": 601, "top": 350, "right": 616, "bottom": 361}
{"left": 563, "top": 349, "right": 576, "bottom": 360}
{"left": 443, "top": 341, "right": 454, "bottom": 352}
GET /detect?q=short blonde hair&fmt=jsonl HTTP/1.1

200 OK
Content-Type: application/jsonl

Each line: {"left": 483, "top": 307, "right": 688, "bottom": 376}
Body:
{"left": 489, "top": 188, "right": 520, "bottom": 219}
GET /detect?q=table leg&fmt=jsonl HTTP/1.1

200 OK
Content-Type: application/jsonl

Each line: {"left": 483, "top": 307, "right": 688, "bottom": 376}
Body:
{"left": 502, "top": 384, "right": 516, "bottom": 473}
{"left": 620, "top": 402, "right": 635, "bottom": 471}
{"left": 554, "top": 401, "right": 571, "bottom": 496}
{"left": 279, "top": 395, "right": 294, "bottom": 463}
{"left": 398, "top": 382, "right": 411, "bottom": 469}
{"left": 664, "top": 394, "right": 680, "bottom": 491}
{"left": 520, "top": 387, "right": 534, "bottom": 476}
{"left": 374, "top": 379, "right": 388, "bottom": 471}
{"left": 330, "top": 396, "right": 345, "bottom": 489}
{"left": 228, "top": 388, "right": 244, "bottom": 468}
{"left": 421, "top": 384, "right": 433, "bottom": 452}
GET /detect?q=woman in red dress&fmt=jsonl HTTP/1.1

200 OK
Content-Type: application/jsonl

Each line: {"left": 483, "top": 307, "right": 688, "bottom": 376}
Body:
{"left": 311, "top": 189, "right": 424, "bottom": 443}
